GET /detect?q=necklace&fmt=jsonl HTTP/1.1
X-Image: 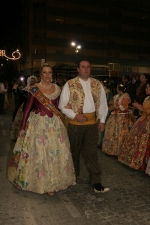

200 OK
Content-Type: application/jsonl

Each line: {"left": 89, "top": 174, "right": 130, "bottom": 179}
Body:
{"left": 40, "top": 82, "right": 52, "bottom": 89}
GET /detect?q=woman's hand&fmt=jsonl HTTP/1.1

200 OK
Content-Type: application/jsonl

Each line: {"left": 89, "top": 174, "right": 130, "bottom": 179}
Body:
{"left": 19, "top": 129, "right": 25, "bottom": 138}
{"left": 64, "top": 103, "right": 72, "bottom": 109}
{"left": 132, "top": 102, "right": 143, "bottom": 111}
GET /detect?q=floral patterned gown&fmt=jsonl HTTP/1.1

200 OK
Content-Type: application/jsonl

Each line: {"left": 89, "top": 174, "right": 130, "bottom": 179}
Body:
{"left": 102, "top": 93, "right": 135, "bottom": 156}
{"left": 98, "top": 90, "right": 112, "bottom": 147}
{"left": 118, "top": 96, "right": 150, "bottom": 172}
{"left": 7, "top": 84, "right": 76, "bottom": 194}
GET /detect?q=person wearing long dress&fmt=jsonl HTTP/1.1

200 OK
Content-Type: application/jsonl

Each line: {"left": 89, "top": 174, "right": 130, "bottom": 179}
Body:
{"left": 134, "top": 73, "right": 148, "bottom": 118}
{"left": 7, "top": 64, "right": 76, "bottom": 196}
{"left": 118, "top": 80, "right": 150, "bottom": 173}
{"left": 98, "top": 80, "right": 112, "bottom": 148}
{"left": 10, "top": 75, "right": 37, "bottom": 141}
{"left": 102, "top": 83, "right": 135, "bottom": 156}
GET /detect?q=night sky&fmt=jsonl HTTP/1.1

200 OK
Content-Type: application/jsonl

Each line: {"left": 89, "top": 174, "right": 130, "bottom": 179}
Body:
{"left": 0, "top": 0, "right": 21, "bottom": 51}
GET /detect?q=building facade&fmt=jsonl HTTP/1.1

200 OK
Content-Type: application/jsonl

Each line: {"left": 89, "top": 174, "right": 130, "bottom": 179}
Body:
{"left": 20, "top": 0, "right": 150, "bottom": 78}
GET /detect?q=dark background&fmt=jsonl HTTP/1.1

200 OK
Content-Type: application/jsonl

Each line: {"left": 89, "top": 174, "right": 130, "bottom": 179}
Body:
{"left": 0, "top": 0, "right": 21, "bottom": 50}
{"left": 0, "top": 0, "right": 22, "bottom": 80}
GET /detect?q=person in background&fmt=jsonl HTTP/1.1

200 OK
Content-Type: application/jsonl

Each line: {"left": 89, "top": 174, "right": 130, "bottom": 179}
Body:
{"left": 122, "top": 75, "right": 134, "bottom": 104}
{"left": 134, "top": 74, "right": 148, "bottom": 119}
{"left": 59, "top": 59, "right": 110, "bottom": 193}
{"left": 129, "top": 74, "right": 139, "bottom": 103}
{"left": 122, "top": 75, "right": 130, "bottom": 87}
{"left": 8, "top": 80, "right": 13, "bottom": 98}
{"left": 0, "top": 79, "right": 6, "bottom": 114}
{"left": 118, "top": 79, "right": 150, "bottom": 175}
{"left": 12, "top": 80, "right": 19, "bottom": 107}
{"left": 7, "top": 63, "right": 75, "bottom": 196}
{"left": 12, "top": 79, "right": 27, "bottom": 121}
{"left": 98, "top": 80, "right": 112, "bottom": 148}
{"left": 10, "top": 75, "right": 37, "bottom": 141}
{"left": 136, "top": 74, "right": 148, "bottom": 104}
{"left": 102, "top": 83, "right": 135, "bottom": 156}
{"left": 4, "top": 81, "right": 8, "bottom": 94}
{"left": 35, "top": 74, "right": 41, "bottom": 83}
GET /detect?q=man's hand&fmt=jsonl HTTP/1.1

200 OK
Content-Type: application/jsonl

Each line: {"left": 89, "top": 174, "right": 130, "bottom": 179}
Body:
{"left": 98, "top": 122, "right": 105, "bottom": 132}
{"left": 74, "top": 114, "right": 88, "bottom": 123}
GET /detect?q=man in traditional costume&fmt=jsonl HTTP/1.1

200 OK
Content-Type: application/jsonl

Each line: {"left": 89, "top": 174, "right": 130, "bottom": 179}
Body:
{"left": 59, "top": 59, "right": 110, "bottom": 193}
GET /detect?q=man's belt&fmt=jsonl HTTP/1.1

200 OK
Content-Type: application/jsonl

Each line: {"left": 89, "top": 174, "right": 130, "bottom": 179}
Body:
{"left": 68, "top": 112, "right": 97, "bottom": 125}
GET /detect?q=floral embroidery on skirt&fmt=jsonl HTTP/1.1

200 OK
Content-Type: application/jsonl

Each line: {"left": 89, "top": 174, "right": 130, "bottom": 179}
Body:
{"left": 7, "top": 112, "right": 76, "bottom": 194}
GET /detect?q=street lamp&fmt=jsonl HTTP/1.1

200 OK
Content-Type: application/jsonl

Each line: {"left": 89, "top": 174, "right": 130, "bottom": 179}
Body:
{"left": 71, "top": 42, "right": 82, "bottom": 64}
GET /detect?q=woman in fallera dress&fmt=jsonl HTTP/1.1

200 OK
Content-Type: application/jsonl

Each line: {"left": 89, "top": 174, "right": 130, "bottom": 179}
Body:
{"left": 118, "top": 80, "right": 150, "bottom": 174}
{"left": 7, "top": 63, "right": 76, "bottom": 196}
{"left": 102, "top": 83, "right": 135, "bottom": 156}
{"left": 98, "top": 80, "right": 112, "bottom": 148}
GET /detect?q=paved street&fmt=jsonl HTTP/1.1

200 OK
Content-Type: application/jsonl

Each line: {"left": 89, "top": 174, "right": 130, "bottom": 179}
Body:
{"left": 0, "top": 98, "right": 150, "bottom": 225}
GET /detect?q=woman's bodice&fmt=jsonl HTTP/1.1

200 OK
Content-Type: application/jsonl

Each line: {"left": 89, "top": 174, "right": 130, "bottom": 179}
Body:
{"left": 21, "top": 84, "right": 61, "bottom": 130}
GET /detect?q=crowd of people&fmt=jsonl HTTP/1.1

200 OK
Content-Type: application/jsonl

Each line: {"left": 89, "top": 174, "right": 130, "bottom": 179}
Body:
{"left": 1, "top": 59, "right": 150, "bottom": 197}
{"left": 100, "top": 73, "right": 150, "bottom": 177}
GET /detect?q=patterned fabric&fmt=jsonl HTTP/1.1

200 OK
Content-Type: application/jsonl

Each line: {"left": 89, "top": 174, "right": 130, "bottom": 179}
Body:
{"left": 21, "top": 84, "right": 61, "bottom": 130}
{"left": 10, "top": 103, "right": 24, "bottom": 141}
{"left": 98, "top": 91, "right": 112, "bottom": 147}
{"left": 30, "top": 85, "right": 64, "bottom": 123}
{"left": 68, "top": 76, "right": 101, "bottom": 117}
{"left": 146, "top": 163, "right": 150, "bottom": 175}
{"left": 7, "top": 89, "right": 76, "bottom": 194}
{"left": 102, "top": 93, "right": 135, "bottom": 156}
{"left": 118, "top": 96, "right": 150, "bottom": 171}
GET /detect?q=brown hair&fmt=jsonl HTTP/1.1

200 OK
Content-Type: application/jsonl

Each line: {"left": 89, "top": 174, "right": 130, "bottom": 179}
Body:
{"left": 77, "top": 59, "right": 91, "bottom": 68}
{"left": 117, "top": 83, "right": 126, "bottom": 92}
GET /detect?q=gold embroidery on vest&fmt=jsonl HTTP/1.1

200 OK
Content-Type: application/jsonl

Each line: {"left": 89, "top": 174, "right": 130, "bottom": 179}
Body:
{"left": 68, "top": 77, "right": 101, "bottom": 117}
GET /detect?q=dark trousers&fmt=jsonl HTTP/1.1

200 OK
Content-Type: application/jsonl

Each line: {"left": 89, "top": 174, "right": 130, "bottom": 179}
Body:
{"left": 0, "top": 93, "right": 5, "bottom": 113}
{"left": 68, "top": 123, "right": 101, "bottom": 184}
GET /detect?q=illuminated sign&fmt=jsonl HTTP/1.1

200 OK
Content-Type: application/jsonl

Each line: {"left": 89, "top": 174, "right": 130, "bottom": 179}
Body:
{"left": 0, "top": 50, "right": 21, "bottom": 60}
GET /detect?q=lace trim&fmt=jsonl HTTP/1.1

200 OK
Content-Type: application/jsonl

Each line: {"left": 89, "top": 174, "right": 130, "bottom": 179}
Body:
{"left": 44, "top": 84, "right": 61, "bottom": 100}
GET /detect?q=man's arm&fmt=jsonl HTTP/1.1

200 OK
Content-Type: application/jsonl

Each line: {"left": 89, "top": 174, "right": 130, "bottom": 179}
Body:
{"left": 58, "top": 82, "right": 76, "bottom": 119}
{"left": 98, "top": 83, "right": 108, "bottom": 132}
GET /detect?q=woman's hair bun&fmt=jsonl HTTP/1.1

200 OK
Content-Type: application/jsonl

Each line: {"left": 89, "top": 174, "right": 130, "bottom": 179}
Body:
{"left": 42, "top": 63, "right": 50, "bottom": 67}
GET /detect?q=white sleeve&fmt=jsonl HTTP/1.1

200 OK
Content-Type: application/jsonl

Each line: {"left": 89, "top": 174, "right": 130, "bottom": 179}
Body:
{"left": 98, "top": 83, "right": 108, "bottom": 123}
{"left": 58, "top": 82, "right": 76, "bottom": 119}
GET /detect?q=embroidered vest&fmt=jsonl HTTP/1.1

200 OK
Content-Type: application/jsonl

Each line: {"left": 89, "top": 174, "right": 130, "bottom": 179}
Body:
{"left": 68, "top": 76, "right": 101, "bottom": 117}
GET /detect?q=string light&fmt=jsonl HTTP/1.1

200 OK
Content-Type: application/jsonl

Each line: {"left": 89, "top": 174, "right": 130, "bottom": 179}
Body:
{"left": 0, "top": 50, "right": 21, "bottom": 60}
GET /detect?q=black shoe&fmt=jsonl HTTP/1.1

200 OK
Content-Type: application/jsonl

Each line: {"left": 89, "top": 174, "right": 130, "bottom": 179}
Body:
{"left": 93, "top": 183, "right": 110, "bottom": 193}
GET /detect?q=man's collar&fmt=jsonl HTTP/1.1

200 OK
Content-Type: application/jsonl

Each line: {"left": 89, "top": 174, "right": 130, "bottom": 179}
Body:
{"left": 79, "top": 77, "right": 90, "bottom": 83}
